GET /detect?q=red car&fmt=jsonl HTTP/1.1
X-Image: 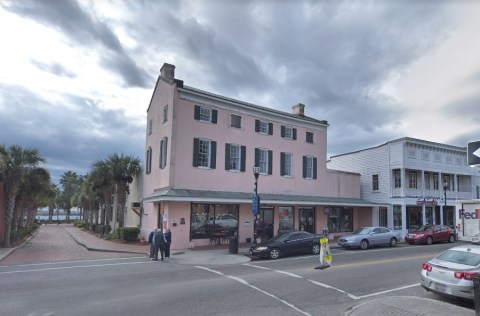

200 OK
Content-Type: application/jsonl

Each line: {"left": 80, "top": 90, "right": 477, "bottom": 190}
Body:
{"left": 405, "top": 225, "right": 455, "bottom": 245}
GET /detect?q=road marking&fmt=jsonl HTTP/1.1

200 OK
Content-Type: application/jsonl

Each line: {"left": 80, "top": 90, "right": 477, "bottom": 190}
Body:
{"left": 195, "top": 266, "right": 312, "bottom": 316}
{"left": 0, "top": 261, "right": 150, "bottom": 274}
{"left": 0, "top": 256, "right": 146, "bottom": 268}
{"left": 355, "top": 283, "right": 420, "bottom": 299}
{"left": 328, "top": 255, "right": 433, "bottom": 269}
{"left": 307, "top": 279, "right": 359, "bottom": 299}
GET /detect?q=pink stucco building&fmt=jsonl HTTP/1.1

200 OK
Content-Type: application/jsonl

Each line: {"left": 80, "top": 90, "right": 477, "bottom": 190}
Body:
{"left": 141, "top": 63, "right": 379, "bottom": 250}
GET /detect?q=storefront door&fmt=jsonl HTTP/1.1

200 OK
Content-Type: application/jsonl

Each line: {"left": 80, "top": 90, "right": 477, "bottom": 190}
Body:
{"left": 256, "top": 207, "right": 274, "bottom": 241}
{"left": 299, "top": 208, "right": 315, "bottom": 234}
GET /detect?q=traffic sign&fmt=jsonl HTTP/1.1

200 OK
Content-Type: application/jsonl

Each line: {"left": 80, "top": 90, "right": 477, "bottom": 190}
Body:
{"left": 468, "top": 141, "right": 480, "bottom": 166}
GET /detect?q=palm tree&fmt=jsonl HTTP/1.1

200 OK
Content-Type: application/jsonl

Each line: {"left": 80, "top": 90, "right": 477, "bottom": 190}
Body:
{"left": 91, "top": 160, "right": 114, "bottom": 227}
{"left": 0, "top": 144, "right": 45, "bottom": 247}
{"left": 59, "top": 171, "right": 81, "bottom": 222}
{"left": 106, "top": 153, "right": 141, "bottom": 230}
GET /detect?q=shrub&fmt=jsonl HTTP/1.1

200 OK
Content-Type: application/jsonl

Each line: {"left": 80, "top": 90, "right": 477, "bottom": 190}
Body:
{"left": 118, "top": 227, "right": 140, "bottom": 242}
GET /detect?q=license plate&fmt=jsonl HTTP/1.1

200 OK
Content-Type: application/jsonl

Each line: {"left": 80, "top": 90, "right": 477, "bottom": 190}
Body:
{"left": 408, "top": 234, "right": 415, "bottom": 238}
{"left": 434, "top": 283, "right": 447, "bottom": 292}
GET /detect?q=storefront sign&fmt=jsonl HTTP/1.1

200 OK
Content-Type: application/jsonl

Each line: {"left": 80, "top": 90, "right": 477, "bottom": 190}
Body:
{"left": 459, "top": 209, "right": 480, "bottom": 219}
{"left": 416, "top": 198, "right": 437, "bottom": 206}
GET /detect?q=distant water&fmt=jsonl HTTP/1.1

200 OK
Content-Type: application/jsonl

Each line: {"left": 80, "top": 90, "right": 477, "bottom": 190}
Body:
{"left": 36, "top": 215, "right": 81, "bottom": 220}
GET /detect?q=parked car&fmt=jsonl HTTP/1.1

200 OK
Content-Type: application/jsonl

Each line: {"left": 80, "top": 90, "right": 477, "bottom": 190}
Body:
{"left": 405, "top": 225, "right": 455, "bottom": 245}
{"left": 337, "top": 226, "right": 401, "bottom": 250}
{"left": 421, "top": 245, "right": 480, "bottom": 300}
{"left": 249, "top": 231, "right": 322, "bottom": 259}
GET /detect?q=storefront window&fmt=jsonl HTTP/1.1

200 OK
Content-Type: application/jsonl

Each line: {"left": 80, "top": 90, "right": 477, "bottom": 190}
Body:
{"left": 328, "top": 207, "right": 353, "bottom": 233}
{"left": 407, "top": 206, "right": 422, "bottom": 230}
{"left": 379, "top": 207, "right": 387, "bottom": 227}
{"left": 190, "top": 204, "right": 239, "bottom": 239}
{"left": 278, "top": 206, "right": 294, "bottom": 231}
{"left": 425, "top": 207, "right": 433, "bottom": 225}
{"left": 393, "top": 205, "right": 402, "bottom": 230}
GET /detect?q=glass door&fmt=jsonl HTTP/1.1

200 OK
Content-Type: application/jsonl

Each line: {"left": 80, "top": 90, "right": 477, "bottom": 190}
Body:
{"left": 256, "top": 207, "right": 274, "bottom": 241}
{"left": 299, "top": 208, "right": 315, "bottom": 234}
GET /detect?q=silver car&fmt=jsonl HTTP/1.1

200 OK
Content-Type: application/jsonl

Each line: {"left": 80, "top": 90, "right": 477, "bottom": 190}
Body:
{"left": 337, "top": 226, "right": 401, "bottom": 250}
{"left": 421, "top": 245, "right": 480, "bottom": 300}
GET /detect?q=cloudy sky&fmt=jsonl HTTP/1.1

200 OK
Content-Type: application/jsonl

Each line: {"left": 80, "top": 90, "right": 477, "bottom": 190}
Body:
{"left": 1, "top": 0, "right": 480, "bottom": 184}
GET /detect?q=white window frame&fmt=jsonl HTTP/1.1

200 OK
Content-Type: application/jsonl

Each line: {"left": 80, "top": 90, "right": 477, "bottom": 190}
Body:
{"left": 258, "top": 148, "right": 269, "bottom": 174}
{"left": 372, "top": 174, "right": 379, "bottom": 191}
{"left": 421, "top": 151, "right": 429, "bottom": 160}
{"left": 424, "top": 173, "right": 431, "bottom": 190}
{"left": 160, "top": 137, "right": 167, "bottom": 169}
{"left": 283, "top": 152, "right": 293, "bottom": 177}
{"left": 305, "top": 156, "right": 314, "bottom": 179}
{"left": 408, "top": 149, "right": 416, "bottom": 158}
{"left": 200, "top": 107, "right": 212, "bottom": 123}
{"left": 446, "top": 155, "right": 453, "bottom": 164}
{"left": 229, "top": 144, "right": 241, "bottom": 171}
{"left": 198, "top": 139, "right": 211, "bottom": 168}
{"left": 148, "top": 119, "right": 153, "bottom": 135}
{"left": 258, "top": 121, "right": 269, "bottom": 134}
{"left": 409, "top": 171, "right": 417, "bottom": 189}
{"left": 284, "top": 126, "right": 293, "bottom": 140}
{"left": 394, "top": 170, "right": 401, "bottom": 188}
{"left": 434, "top": 153, "right": 442, "bottom": 162}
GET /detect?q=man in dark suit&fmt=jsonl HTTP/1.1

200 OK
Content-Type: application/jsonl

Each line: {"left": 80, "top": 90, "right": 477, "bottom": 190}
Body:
{"left": 164, "top": 228, "right": 172, "bottom": 258}
{"left": 147, "top": 228, "right": 157, "bottom": 260}
{"left": 152, "top": 229, "right": 167, "bottom": 261}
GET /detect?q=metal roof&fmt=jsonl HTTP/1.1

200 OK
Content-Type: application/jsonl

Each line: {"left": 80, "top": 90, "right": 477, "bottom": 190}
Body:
{"left": 143, "top": 188, "right": 385, "bottom": 207}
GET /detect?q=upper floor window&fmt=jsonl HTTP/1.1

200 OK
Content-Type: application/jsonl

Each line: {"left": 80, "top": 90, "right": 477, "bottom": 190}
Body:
{"left": 409, "top": 171, "right": 417, "bottom": 189}
{"left": 159, "top": 137, "right": 168, "bottom": 169}
{"left": 424, "top": 173, "right": 431, "bottom": 190}
{"left": 306, "top": 131, "right": 314, "bottom": 143}
{"left": 280, "top": 152, "right": 293, "bottom": 177}
{"left": 194, "top": 105, "right": 217, "bottom": 124}
{"left": 281, "top": 126, "right": 297, "bottom": 140}
{"left": 255, "top": 120, "right": 273, "bottom": 135}
{"left": 408, "top": 149, "right": 416, "bottom": 158}
{"left": 434, "top": 153, "right": 441, "bottom": 162}
{"left": 433, "top": 174, "right": 439, "bottom": 190}
{"left": 225, "top": 143, "right": 245, "bottom": 172}
{"left": 145, "top": 147, "right": 152, "bottom": 174}
{"left": 148, "top": 119, "right": 153, "bottom": 135}
{"left": 193, "top": 138, "right": 216, "bottom": 169}
{"left": 455, "top": 156, "right": 463, "bottom": 165}
{"left": 230, "top": 114, "right": 241, "bottom": 128}
{"left": 303, "top": 156, "right": 317, "bottom": 179}
{"left": 446, "top": 155, "right": 453, "bottom": 164}
{"left": 255, "top": 148, "right": 272, "bottom": 174}
{"left": 163, "top": 105, "right": 168, "bottom": 123}
{"left": 372, "top": 174, "right": 379, "bottom": 191}
{"left": 421, "top": 151, "right": 429, "bottom": 160}
{"left": 394, "top": 170, "right": 401, "bottom": 188}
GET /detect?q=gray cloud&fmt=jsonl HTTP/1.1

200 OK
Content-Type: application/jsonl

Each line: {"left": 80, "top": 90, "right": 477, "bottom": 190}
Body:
{"left": 30, "top": 60, "right": 76, "bottom": 78}
{"left": 3, "top": 0, "right": 150, "bottom": 88}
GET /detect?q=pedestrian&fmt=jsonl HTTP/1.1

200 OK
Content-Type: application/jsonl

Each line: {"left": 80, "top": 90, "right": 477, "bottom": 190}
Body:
{"left": 164, "top": 228, "right": 172, "bottom": 258}
{"left": 152, "top": 229, "right": 167, "bottom": 261}
{"left": 148, "top": 228, "right": 157, "bottom": 260}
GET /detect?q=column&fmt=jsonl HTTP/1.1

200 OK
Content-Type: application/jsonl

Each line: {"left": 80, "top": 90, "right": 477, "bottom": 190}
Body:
{"left": 402, "top": 204, "right": 407, "bottom": 236}
{"left": 440, "top": 205, "right": 444, "bottom": 225}
{"left": 422, "top": 204, "right": 426, "bottom": 225}
{"left": 401, "top": 168, "right": 406, "bottom": 197}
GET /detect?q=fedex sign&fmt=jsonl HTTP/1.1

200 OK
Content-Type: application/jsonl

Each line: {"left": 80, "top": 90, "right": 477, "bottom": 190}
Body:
{"left": 459, "top": 209, "right": 480, "bottom": 219}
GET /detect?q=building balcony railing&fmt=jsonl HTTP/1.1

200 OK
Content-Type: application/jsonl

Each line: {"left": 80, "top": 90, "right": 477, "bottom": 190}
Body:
{"left": 391, "top": 188, "right": 474, "bottom": 200}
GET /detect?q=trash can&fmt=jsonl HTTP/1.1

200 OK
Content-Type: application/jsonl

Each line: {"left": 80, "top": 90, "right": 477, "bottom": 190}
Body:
{"left": 229, "top": 237, "right": 238, "bottom": 254}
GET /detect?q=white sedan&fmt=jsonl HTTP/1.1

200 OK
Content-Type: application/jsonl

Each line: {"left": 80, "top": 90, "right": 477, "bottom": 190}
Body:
{"left": 421, "top": 245, "right": 480, "bottom": 300}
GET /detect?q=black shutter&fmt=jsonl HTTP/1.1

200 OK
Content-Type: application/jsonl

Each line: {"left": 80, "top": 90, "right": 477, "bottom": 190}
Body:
{"left": 240, "top": 146, "right": 246, "bottom": 172}
{"left": 194, "top": 105, "right": 200, "bottom": 120}
{"left": 255, "top": 120, "right": 260, "bottom": 132}
{"left": 268, "top": 123, "right": 273, "bottom": 135}
{"left": 255, "top": 148, "right": 259, "bottom": 166}
{"left": 225, "top": 143, "right": 231, "bottom": 170}
{"left": 164, "top": 138, "right": 168, "bottom": 168}
{"left": 293, "top": 128, "right": 297, "bottom": 140}
{"left": 159, "top": 139, "right": 164, "bottom": 168}
{"left": 280, "top": 152, "right": 285, "bottom": 176}
{"left": 210, "top": 141, "right": 216, "bottom": 169}
{"left": 268, "top": 150, "right": 273, "bottom": 174}
{"left": 212, "top": 109, "right": 218, "bottom": 124}
{"left": 313, "top": 157, "right": 317, "bottom": 179}
{"left": 193, "top": 138, "right": 199, "bottom": 167}
{"left": 303, "top": 156, "right": 307, "bottom": 178}
{"left": 281, "top": 126, "right": 285, "bottom": 138}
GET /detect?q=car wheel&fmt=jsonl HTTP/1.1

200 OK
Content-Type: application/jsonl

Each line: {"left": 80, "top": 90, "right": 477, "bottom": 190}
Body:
{"left": 448, "top": 235, "right": 455, "bottom": 243}
{"left": 312, "top": 244, "right": 320, "bottom": 254}
{"left": 426, "top": 236, "right": 433, "bottom": 245}
{"left": 269, "top": 248, "right": 280, "bottom": 259}
{"left": 360, "top": 239, "right": 369, "bottom": 250}
{"left": 389, "top": 238, "right": 397, "bottom": 247}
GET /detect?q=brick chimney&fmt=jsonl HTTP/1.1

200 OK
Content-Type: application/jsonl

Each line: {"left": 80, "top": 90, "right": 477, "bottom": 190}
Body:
{"left": 292, "top": 103, "right": 305, "bottom": 116}
{"left": 160, "top": 63, "right": 175, "bottom": 80}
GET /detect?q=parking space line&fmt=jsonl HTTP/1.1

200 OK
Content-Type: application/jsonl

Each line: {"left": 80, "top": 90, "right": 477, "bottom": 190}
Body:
{"left": 195, "top": 266, "right": 312, "bottom": 316}
{"left": 355, "top": 283, "right": 420, "bottom": 299}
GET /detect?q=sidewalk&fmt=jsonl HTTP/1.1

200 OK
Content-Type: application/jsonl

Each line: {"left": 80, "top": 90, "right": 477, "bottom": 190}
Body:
{"left": 0, "top": 225, "right": 475, "bottom": 315}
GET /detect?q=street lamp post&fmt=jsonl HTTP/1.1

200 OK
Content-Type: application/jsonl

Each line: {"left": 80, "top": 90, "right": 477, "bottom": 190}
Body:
{"left": 443, "top": 179, "right": 448, "bottom": 223}
{"left": 252, "top": 166, "right": 260, "bottom": 244}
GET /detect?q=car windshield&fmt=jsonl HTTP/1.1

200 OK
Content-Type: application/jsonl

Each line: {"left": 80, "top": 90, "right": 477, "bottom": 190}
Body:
{"left": 353, "top": 228, "right": 371, "bottom": 235}
{"left": 268, "top": 233, "right": 290, "bottom": 242}
{"left": 436, "top": 250, "right": 480, "bottom": 267}
{"left": 416, "top": 226, "right": 433, "bottom": 232}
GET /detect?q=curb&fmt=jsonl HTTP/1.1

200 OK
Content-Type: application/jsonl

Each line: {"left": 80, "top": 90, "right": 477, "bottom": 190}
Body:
{"left": 64, "top": 227, "right": 148, "bottom": 256}
{"left": 0, "top": 227, "right": 41, "bottom": 263}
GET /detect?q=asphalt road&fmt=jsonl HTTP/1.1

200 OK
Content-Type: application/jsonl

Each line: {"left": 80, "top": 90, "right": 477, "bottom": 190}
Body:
{"left": 0, "top": 242, "right": 474, "bottom": 316}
